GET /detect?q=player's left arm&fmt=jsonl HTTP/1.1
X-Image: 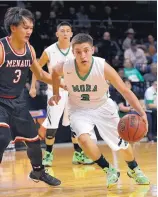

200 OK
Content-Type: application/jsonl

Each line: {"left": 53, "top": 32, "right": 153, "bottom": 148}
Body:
{"left": 52, "top": 62, "right": 64, "bottom": 96}
{"left": 104, "top": 62, "right": 148, "bottom": 129}
{"left": 48, "top": 62, "right": 64, "bottom": 106}
{"left": 29, "top": 45, "right": 52, "bottom": 84}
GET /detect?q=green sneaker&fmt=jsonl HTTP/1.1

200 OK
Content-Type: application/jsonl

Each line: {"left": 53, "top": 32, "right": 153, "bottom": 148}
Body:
{"left": 72, "top": 151, "right": 94, "bottom": 165}
{"left": 81, "top": 151, "right": 94, "bottom": 165}
{"left": 127, "top": 166, "right": 150, "bottom": 185}
{"left": 104, "top": 165, "right": 120, "bottom": 188}
{"left": 42, "top": 151, "right": 53, "bottom": 167}
{"left": 72, "top": 151, "right": 83, "bottom": 164}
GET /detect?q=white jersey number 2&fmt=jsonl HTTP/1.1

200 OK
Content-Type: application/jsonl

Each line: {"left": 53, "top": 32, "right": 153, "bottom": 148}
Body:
{"left": 13, "top": 70, "right": 21, "bottom": 83}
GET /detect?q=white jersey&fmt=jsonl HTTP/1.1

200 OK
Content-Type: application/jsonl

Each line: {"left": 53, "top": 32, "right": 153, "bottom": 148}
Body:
{"left": 63, "top": 56, "right": 109, "bottom": 109}
{"left": 45, "top": 42, "right": 74, "bottom": 90}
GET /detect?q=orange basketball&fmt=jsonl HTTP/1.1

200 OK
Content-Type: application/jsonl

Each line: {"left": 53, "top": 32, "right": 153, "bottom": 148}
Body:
{"left": 118, "top": 114, "right": 146, "bottom": 142}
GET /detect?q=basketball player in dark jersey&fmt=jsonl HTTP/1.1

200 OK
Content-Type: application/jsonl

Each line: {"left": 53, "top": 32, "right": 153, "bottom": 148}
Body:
{"left": 0, "top": 7, "right": 61, "bottom": 186}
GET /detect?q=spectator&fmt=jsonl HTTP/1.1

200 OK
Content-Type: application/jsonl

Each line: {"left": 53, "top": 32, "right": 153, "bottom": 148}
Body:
{"left": 146, "top": 35, "right": 157, "bottom": 57}
{"left": 143, "top": 63, "right": 157, "bottom": 82}
{"left": 46, "top": 11, "right": 57, "bottom": 43}
{"left": 117, "top": 78, "right": 133, "bottom": 117}
{"left": 152, "top": 53, "right": 157, "bottom": 63}
{"left": 88, "top": 5, "right": 97, "bottom": 20}
{"left": 145, "top": 80, "right": 157, "bottom": 109}
{"left": 102, "top": 6, "right": 113, "bottom": 29}
{"left": 118, "top": 68, "right": 125, "bottom": 79}
{"left": 124, "top": 40, "right": 147, "bottom": 72}
{"left": 68, "top": 7, "right": 77, "bottom": 21}
{"left": 96, "top": 31, "right": 122, "bottom": 65}
{"left": 144, "top": 81, "right": 157, "bottom": 142}
{"left": 123, "top": 59, "right": 144, "bottom": 82}
{"left": 122, "top": 28, "right": 135, "bottom": 50}
{"left": 76, "top": 6, "right": 91, "bottom": 28}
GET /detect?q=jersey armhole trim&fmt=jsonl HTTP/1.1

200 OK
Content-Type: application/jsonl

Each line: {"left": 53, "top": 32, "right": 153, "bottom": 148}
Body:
{"left": 27, "top": 42, "right": 34, "bottom": 62}
{"left": 0, "top": 41, "right": 5, "bottom": 67}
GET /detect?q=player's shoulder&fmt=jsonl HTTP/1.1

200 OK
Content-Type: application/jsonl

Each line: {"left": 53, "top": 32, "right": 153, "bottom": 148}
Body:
{"left": 45, "top": 42, "right": 57, "bottom": 53}
{"left": 0, "top": 37, "right": 6, "bottom": 42}
{"left": 0, "top": 37, "right": 7, "bottom": 49}
{"left": 93, "top": 56, "right": 105, "bottom": 62}
{"left": 93, "top": 56, "right": 106, "bottom": 67}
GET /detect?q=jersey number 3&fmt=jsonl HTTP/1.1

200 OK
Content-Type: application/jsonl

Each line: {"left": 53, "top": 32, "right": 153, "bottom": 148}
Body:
{"left": 81, "top": 94, "right": 90, "bottom": 101}
{"left": 13, "top": 70, "right": 21, "bottom": 83}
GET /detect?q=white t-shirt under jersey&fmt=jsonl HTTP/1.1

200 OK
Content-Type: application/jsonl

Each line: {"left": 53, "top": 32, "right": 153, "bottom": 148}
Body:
{"left": 63, "top": 56, "right": 109, "bottom": 109}
{"left": 44, "top": 42, "right": 74, "bottom": 90}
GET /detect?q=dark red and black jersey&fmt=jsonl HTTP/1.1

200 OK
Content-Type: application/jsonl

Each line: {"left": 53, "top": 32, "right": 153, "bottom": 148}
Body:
{"left": 0, "top": 37, "right": 33, "bottom": 97}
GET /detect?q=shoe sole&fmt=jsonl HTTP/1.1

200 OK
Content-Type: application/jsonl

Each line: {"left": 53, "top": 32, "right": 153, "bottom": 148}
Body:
{"left": 72, "top": 161, "right": 94, "bottom": 165}
{"left": 28, "top": 175, "right": 40, "bottom": 183}
{"left": 127, "top": 172, "right": 150, "bottom": 185}
{"left": 28, "top": 175, "right": 61, "bottom": 186}
{"left": 43, "top": 164, "right": 52, "bottom": 167}
{"left": 107, "top": 172, "right": 120, "bottom": 189}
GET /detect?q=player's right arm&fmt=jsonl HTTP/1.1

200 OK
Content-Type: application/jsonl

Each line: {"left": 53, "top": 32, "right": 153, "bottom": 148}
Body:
{"left": 104, "top": 62, "right": 148, "bottom": 132}
{"left": 29, "top": 51, "right": 49, "bottom": 97}
{"left": 48, "top": 62, "right": 64, "bottom": 105}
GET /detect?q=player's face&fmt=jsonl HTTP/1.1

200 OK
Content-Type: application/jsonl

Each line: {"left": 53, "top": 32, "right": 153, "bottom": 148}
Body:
{"left": 11, "top": 18, "right": 33, "bottom": 43}
{"left": 56, "top": 26, "right": 72, "bottom": 42}
{"left": 73, "top": 43, "right": 94, "bottom": 66}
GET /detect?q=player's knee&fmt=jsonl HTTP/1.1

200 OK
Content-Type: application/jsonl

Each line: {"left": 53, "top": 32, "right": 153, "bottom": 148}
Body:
{"left": 0, "top": 127, "right": 11, "bottom": 151}
{"left": 78, "top": 134, "right": 90, "bottom": 147}
{"left": 46, "top": 129, "right": 57, "bottom": 139}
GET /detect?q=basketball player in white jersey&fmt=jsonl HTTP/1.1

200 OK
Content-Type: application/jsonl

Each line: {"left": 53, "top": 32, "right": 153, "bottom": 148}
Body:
{"left": 29, "top": 22, "right": 94, "bottom": 166}
{"left": 49, "top": 33, "right": 150, "bottom": 188}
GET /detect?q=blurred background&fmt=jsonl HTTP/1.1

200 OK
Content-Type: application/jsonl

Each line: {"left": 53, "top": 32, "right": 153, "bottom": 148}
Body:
{"left": 0, "top": 1, "right": 157, "bottom": 150}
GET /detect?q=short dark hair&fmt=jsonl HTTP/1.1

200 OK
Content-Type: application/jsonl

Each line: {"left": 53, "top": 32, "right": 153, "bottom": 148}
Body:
{"left": 57, "top": 21, "right": 72, "bottom": 31}
{"left": 4, "top": 7, "right": 34, "bottom": 35}
{"left": 71, "top": 33, "right": 93, "bottom": 48}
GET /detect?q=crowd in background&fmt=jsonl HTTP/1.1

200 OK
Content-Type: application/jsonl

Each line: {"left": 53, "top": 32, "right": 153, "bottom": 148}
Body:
{"left": 0, "top": 1, "right": 157, "bottom": 143}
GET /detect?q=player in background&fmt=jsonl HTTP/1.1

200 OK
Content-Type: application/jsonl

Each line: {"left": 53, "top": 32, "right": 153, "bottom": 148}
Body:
{"left": 0, "top": 7, "right": 61, "bottom": 186}
{"left": 49, "top": 33, "right": 150, "bottom": 188}
{"left": 29, "top": 22, "right": 94, "bottom": 166}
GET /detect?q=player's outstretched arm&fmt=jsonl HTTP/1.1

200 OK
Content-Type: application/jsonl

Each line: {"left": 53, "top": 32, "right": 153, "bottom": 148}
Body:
{"left": 48, "top": 62, "right": 64, "bottom": 106}
{"left": 104, "top": 62, "right": 148, "bottom": 131}
{"left": 29, "top": 51, "right": 49, "bottom": 98}
{"left": 29, "top": 45, "right": 52, "bottom": 85}
{"left": 52, "top": 62, "right": 64, "bottom": 95}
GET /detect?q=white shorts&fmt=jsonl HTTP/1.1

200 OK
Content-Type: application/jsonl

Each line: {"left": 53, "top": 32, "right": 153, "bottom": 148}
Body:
{"left": 42, "top": 89, "right": 70, "bottom": 129}
{"left": 69, "top": 98, "right": 129, "bottom": 151}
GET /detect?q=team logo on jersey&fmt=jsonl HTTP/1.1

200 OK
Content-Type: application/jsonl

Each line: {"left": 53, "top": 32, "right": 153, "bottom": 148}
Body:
{"left": 6, "top": 60, "right": 31, "bottom": 68}
{"left": 72, "top": 84, "right": 97, "bottom": 92}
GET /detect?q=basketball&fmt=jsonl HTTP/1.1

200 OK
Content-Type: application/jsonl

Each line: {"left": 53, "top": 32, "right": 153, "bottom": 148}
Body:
{"left": 118, "top": 114, "right": 146, "bottom": 142}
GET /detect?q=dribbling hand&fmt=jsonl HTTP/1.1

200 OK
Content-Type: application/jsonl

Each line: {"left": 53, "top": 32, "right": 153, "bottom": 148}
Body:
{"left": 48, "top": 95, "right": 61, "bottom": 106}
{"left": 141, "top": 114, "right": 148, "bottom": 135}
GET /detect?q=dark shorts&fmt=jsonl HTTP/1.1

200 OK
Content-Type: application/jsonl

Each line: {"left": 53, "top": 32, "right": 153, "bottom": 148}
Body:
{"left": 0, "top": 91, "right": 38, "bottom": 142}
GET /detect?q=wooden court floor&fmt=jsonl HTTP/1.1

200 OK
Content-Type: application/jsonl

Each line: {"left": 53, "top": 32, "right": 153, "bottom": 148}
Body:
{"left": 0, "top": 142, "right": 157, "bottom": 197}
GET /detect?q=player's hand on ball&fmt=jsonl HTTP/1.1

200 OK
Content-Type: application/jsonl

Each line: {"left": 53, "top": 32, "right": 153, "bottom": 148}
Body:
{"left": 141, "top": 114, "right": 148, "bottom": 135}
{"left": 29, "top": 88, "right": 37, "bottom": 98}
{"left": 48, "top": 95, "right": 61, "bottom": 106}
